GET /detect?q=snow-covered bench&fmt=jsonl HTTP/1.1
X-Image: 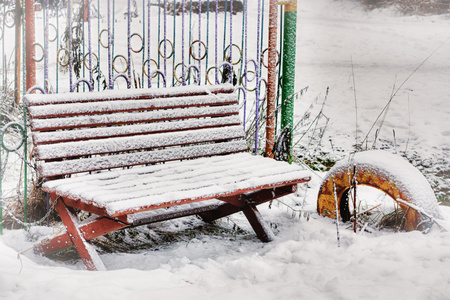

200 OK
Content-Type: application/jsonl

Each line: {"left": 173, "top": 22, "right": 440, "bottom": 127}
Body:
{"left": 24, "top": 84, "right": 311, "bottom": 271}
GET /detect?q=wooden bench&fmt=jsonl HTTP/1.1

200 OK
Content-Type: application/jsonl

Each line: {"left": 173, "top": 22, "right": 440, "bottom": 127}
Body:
{"left": 24, "top": 84, "right": 311, "bottom": 271}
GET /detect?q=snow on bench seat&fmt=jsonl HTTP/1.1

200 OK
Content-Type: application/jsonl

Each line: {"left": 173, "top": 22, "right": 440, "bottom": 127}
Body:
{"left": 43, "top": 153, "right": 311, "bottom": 217}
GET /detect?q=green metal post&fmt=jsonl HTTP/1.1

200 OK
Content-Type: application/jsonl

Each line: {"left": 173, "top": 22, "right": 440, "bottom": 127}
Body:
{"left": 0, "top": 131, "right": 2, "bottom": 236}
{"left": 23, "top": 107, "right": 27, "bottom": 230}
{"left": 280, "top": 0, "right": 297, "bottom": 142}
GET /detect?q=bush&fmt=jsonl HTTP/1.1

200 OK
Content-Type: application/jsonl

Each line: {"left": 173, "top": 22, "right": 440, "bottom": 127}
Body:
{"left": 361, "top": 0, "right": 450, "bottom": 15}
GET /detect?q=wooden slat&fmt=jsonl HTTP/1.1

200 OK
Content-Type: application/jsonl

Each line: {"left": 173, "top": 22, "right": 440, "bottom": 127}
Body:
{"left": 23, "top": 84, "right": 235, "bottom": 106}
{"left": 53, "top": 196, "right": 106, "bottom": 271}
{"left": 38, "top": 140, "right": 248, "bottom": 178}
{"left": 32, "top": 116, "right": 241, "bottom": 145}
{"left": 34, "top": 126, "right": 245, "bottom": 160}
{"left": 28, "top": 94, "right": 237, "bottom": 118}
{"left": 30, "top": 105, "right": 239, "bottom": 131}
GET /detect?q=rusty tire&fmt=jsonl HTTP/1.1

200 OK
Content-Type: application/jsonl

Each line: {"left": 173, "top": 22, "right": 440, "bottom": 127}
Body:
{"left": 317, "top": 150, "right": 441, "bottom": 231}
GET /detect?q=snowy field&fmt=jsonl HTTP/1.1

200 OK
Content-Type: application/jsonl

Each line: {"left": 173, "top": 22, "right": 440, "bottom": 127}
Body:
{"left": 1, "top": 0, "right": 450, "bottom": 299}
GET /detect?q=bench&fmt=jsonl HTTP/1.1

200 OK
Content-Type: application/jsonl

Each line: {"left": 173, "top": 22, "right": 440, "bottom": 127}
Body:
{"left": 24, "top": 84, "right": 311, "bottom": 271}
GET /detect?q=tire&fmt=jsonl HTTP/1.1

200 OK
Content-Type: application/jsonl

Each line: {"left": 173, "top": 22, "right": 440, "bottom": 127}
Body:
{"left": 317, "top": 150, "right": 441, "bottom": 231}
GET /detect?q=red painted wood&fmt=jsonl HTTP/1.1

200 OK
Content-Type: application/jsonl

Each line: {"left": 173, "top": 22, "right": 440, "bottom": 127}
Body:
{"left": 38, "top": 141, "right": 247, "bottom": 178}
{"left": 200, "top": 184, "right": 300, "bottom": 223}
{"left": 110, "top": 179, "right": 309, "bottom": 217}
{"left": 33, "top": 118, "right": 241, "bottom": 145}
{"left": 34, "top": 127, "right": 244, "bottom": 160}
{"left": 24, "top": 85, "right": 235, "bottom": 106}
{"left": 35, "top": 215, "right": 130, "bottom": 255}
{"left": 243, "top": 205, "right": 274, "bottom": 242}
{"left": 53, "top": 196, "right": 102, "bottom": 271}
{"left": 30, "top": 108, "right": 239, "bottom": 132}
{"left": 29, "top": 97, "right": 238, "bottom": 119}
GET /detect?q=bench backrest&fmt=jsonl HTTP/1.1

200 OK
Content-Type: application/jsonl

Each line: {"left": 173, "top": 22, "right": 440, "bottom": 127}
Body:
{"left": 24, "top": 85, "right": 247, "bottom": 179}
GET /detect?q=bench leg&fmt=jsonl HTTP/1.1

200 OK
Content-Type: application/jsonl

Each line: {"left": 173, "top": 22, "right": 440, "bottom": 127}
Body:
{"left": 53, "top": 196, "right": 107, "bottom": 271}
{"left": 35, "top": 215, "right": 129, "bottom": 255}
{"left": 242, "top": 205, "right": 275, "bottom": 242}
{"left": 200, "top": 185, "right": 297, "bottom": 242}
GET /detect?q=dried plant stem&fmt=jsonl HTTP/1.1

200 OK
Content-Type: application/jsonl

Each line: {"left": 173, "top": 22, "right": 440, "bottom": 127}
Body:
{"left": 333, "top": 180, "right": 341, "bottom": 247}
{"left": 351, "top": 56, "right": 358, "bottom": 149}
{"left": 358, "top": 40, "right": 448, "bottom": 152}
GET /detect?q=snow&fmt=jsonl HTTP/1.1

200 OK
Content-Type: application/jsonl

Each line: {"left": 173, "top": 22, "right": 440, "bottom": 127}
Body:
{"left": 39, "top": 140, "right": 248, "bottom": 177}
{"left": 22, "top": 84, "right": 235, "bottom": 106}
{"left": 31, "top": 105, "right": 239, "bottom": 131}
{"left": 35, "top": 125, "right": 245, "bottom": 159}
{"left": 27, "top": 94, "right": 237, "bottom": 118}
{"left": 1, "top": 0, "right": 450, "bottom": 299}
{"left": 32, "top": 115, "right": 241, "bottom": 144}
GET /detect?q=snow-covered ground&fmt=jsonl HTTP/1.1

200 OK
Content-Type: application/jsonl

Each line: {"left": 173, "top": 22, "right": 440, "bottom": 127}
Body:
{"left": 1, "top": 0, "right": 450, "bottom": 299}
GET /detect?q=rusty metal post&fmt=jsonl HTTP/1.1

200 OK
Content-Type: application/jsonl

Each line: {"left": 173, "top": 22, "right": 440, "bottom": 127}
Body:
{"left": 14, "top": 0, "right": 22, "bottom": 104}
{"left": 265, "top": 0, "right": 279, "bottom": 158}
{"left": 25, "top": 0, "right": 36, "bottom": 93}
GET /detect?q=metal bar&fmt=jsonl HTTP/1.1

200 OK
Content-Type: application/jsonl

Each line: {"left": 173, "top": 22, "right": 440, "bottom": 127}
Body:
{"left": 205, "top": 0, "right": 210, "bottom": 84}
{"left": 22, "top": 106, "right": 27, "bottom": 229}
{"left": 198, "top": 0, "right": 201, "bottom": 85}
{"left": 0, "top": 3, "right": 4, "bottom": 235}
{"left": 149, "top": 0, "right": 153, "bottom": 88}
{"left": 108, "top": 0, "right": 113, "bottom": 89}
{"left": 214, "top": 0, "right": 218, "bottom": 84}
{"left": 56, "top": 0, "right": 60, "bottom": 93}
{"left": 157, "top": 0, "right": 161, "bottom": 87}
{"left": 163, "top": 0, "right": 167, "bottom": 86}
{"left": 254, "top": 0, "right": 262, "bottom": 154}
{"left": 21, "top": 0, "right": 25, "bottom": 95}
{"left": 97, "top": 0, "right": 101, "bottom": 91}
{"left": 82, "top": 0, "right": 86, "bottom": 91}
{"left": 265, "top": 0, "right": 279, "bottom": 158}
{"left": 142, "top": 0, "right": 146, "bottom": 88}
{"left": 87, "top": 0, "right": 93, "bottom": 89}
{"left": 15, "top": 0, "right": 22, "bottom": 103}
{"left": 181, "top": 0, "right": 186, "bottom": 85}
{"left": 25, "top": 0, "right": 37, "bottom": 92}
{"left": 229, "top": 0, "right": 233, "bottom": 84}
{"left": 68, "top": 0, "right": 73, "bottom": 91}
{"left": 275, "top": 6, "right": 284, "bottom": 136}
{"left": 44, "top": 0, "right": 49, "bottom": 92}
{"left": 280, "top": 0, "right": 298, "bottom": 150}
{"left": 243, "top": 0, "right": 248, "bottom": 130}
{"left": 172, "top": 0, "right": 176, "bottom": 87}
{"left": 127, "top": 0, "right": 132, "bottom": 88}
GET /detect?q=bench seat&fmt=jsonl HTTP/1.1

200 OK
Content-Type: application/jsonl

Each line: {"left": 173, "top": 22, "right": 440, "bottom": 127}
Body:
{"left": 42, "top": 152, "right": 310, "bottom": 218}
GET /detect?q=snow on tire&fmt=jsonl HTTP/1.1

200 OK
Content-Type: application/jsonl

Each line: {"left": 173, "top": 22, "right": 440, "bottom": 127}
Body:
{"left": 317, "top": 150, "right": 442, "bottom": 231}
